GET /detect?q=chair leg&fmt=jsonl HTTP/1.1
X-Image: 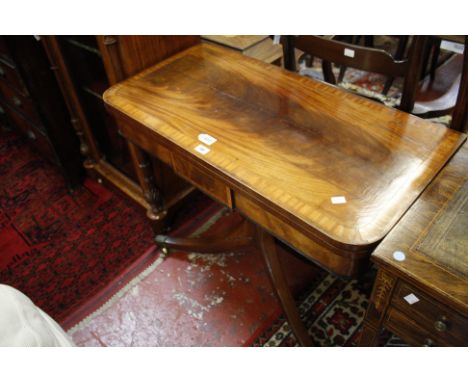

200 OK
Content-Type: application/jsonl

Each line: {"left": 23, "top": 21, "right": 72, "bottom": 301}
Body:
{"left": 337, "top": 65, "right": 347, "bottom": 83}
{"left": 322, "top": 61, "right": 336, "bottom": 84}
{"left": 282, "top": 35, "right": 296, "bottom": 72}
{"left": 257, "top": 227, "right": 314, "bottom": 346}
{"left": 430, "top": 41, "right": 441, "bottom": 81}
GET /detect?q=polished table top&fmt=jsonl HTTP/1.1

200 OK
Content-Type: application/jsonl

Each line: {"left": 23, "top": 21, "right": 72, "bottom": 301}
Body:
{"left": 104, "top": 43, "right": 465, "bottom": 254}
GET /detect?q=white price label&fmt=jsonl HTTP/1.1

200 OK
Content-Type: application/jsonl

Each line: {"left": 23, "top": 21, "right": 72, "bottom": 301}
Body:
{"left": 198, "top": 133, "right": 217, "bottom": 146}
{"left": 404, "top": 293, "right": 420, "bottom": 305}
{"left": 331, "top": 196, "right": 347, "bottom": 204}
{"left": 194, "top": 144, "right": 210, "bottom": 155}
{"left": 440, "top": 40, "right": 464, "bottom": 54}
{"left": 344, "top": 48, "right": 355, "bottom": 58}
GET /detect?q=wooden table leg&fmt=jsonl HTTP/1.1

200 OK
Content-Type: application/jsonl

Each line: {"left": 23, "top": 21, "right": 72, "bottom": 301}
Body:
{"left": 358, "top": 269, "right": 397, "bottom": 346}
{"left": 127, "top": 141, "right": 165, "bottom": 218}
{"left": 359, "top": 320, "right": 381, "bottom": 346}
{"left": 256, "top": 227, "right": 314, "bottom": 346}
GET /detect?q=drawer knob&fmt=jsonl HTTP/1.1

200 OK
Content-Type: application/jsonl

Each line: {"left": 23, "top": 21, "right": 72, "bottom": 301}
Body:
{"left": 434, "top": 316, "right": 448, "bottom": 332}
{"left": 423, "top": 338, "right": 435, "bottom": 347}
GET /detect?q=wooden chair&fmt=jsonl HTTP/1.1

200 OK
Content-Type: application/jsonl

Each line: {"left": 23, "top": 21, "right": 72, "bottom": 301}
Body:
{"left": 334, "top": 35, "right": 410, "bottom": 94}
{"left": 283, "top": 36, "right": 466, "bottom": 130}
{"left": 282, "top": 35, "right": 427, "bottom": 114}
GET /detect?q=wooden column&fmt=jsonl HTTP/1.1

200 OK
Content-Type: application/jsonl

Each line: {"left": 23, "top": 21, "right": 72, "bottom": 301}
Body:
{"left": 41, "top": 36, "right": 102, "bottom": 169}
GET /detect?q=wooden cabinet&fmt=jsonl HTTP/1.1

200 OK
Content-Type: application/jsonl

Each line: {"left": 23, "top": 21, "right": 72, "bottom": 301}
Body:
{"left": 0, "top": 36, "right": 83, "bottom": 187}
{"left": 360, "top": 142, "right": 468, "bottom": 346}
{"left": 41, "top": 36, "right": 200, "bottom": 229}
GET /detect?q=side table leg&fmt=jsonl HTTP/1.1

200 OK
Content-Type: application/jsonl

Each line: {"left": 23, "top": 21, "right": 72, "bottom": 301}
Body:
{"left": 127, "top": 141, "right": 167, "bottom": 230}
{"left": 256, "top": 227, "right": 313, "bottom": 347}
{"left": 359, "top": 320, "right": 381, "bottom": 346}
{"left": 358, "top": 269, "right": 397, "bottom": 346}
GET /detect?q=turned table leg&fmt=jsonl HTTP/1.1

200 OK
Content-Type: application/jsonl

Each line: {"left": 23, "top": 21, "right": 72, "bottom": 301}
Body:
{"left": 127, "top": 141, "right": 167, "bottom": 230}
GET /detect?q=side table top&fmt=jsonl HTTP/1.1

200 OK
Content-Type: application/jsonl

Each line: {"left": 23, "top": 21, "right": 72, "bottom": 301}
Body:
{"left": 104, "top": 43, "right": 466, "bottom": 252}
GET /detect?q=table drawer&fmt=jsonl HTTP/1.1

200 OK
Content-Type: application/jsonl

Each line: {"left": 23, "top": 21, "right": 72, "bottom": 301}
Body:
{"left": 391, "top": 281, "right": 468, "bottom": 344}
{"left": 0, "top": 80, "right": 40, "bottom": 125}
{"left": 172, "top": 155, "right": 232, "bottom": 208}
{"left": 0, "top": 59, "right": 29, "bottom": 96}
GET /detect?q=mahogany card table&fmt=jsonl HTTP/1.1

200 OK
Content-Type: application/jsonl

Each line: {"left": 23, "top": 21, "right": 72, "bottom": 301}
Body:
{"left": 103, "top": 43, "right": 465, "bottom": 346}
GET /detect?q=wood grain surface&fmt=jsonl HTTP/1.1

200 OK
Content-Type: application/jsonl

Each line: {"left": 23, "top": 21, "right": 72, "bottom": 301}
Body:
{"left": 104, "top": 43, "right": 466, "bottom": 255}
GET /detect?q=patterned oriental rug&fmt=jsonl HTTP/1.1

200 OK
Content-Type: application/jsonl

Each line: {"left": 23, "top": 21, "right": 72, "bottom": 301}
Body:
{"left": 0, "top": 130, "right": 155, "bottom": 323}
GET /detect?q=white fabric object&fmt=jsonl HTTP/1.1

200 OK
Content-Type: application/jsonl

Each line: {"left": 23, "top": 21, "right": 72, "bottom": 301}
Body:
{"left": 0, "top": 284, "right": 74, "bottom": 346}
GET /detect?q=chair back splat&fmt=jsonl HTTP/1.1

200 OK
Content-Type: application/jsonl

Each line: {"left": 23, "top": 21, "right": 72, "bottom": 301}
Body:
{"left": 283, "top": 35, "right": 428, "bottom": 113}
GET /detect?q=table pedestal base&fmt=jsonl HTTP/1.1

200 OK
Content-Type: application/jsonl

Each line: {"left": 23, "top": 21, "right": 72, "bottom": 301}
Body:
{"left": 155, "top": 219, "right": 313, "bottom": 346}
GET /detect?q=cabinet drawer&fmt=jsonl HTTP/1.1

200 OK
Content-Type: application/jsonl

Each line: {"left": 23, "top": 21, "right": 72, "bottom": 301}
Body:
{"left": 391, "top": 281, "right": 468, "bottom": 344}
{"left": 385, "top": 307, "right": 444, "bottom": 346}
{"left": 0, "top": 60, "right": 29, "bottom": 96}
{"left": 4, "top": 105, "right": 56, "bottom": 162}
{"left": 0, "top": 80, "right": 40, "bottom": 125}
{"left": 172, "top": 155, "right": 232, "bottom": 208}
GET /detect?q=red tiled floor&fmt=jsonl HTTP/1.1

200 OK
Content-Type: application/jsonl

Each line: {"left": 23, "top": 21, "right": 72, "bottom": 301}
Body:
{"left": 69, "top": 209, "right": 323, "bottom": 346}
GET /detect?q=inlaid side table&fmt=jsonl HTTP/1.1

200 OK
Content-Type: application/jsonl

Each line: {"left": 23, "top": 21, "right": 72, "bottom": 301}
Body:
{"left": 360, "top": 143, "right": 468, "bottom": 346}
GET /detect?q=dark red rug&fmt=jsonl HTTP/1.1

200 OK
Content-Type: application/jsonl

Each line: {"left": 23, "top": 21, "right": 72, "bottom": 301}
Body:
{"left": 0, "top": 129, "right": 156, "bottom": 323}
